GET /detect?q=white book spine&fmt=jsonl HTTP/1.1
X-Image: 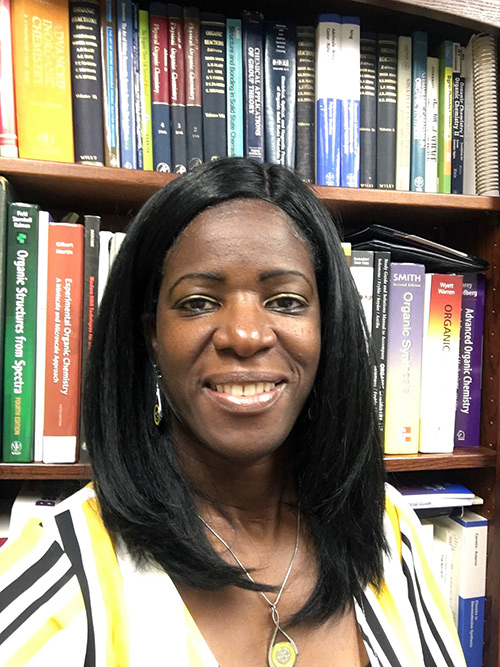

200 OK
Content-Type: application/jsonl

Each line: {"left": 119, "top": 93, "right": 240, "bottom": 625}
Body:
{"left": 97, "top": 230, "right": 114, "bottom": 305}
{"left": 396, "top": 35, "right": 412, "bottom": 191}
{"left": 424, "top": 57, "right": 439, "bottom": 193}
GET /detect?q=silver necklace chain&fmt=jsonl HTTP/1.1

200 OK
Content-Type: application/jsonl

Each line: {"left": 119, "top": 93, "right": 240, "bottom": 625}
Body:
{"left": 198, "top": 507, "right": 301, "bottom": 667}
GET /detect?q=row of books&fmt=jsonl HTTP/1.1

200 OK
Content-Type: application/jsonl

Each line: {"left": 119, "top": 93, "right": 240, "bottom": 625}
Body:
{"left": 1, "top": 0, "right": 498, "bottom": 195}
{"left": 343, "top": 228, "right": 487, "bottom": 455}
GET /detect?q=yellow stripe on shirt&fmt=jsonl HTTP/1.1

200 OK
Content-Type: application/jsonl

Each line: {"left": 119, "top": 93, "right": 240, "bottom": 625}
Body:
{"left": 0, "top": 519, "right": 44, "bottom": 571}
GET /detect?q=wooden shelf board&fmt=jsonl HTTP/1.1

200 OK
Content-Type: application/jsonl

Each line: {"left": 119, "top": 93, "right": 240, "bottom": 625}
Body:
{"left": 384, "top": 447, "right": 497, "bottom": 472}
{"left": 0, "top": 463, "right": 92, "bottom": 480}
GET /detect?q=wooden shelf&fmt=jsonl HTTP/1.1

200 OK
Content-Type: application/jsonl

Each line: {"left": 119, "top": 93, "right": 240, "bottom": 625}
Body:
{"left": 0, "top": 463, "right": 92, "bottom": 480}
{"left": 384, "top": 447, "right": 497, "bottom": 472}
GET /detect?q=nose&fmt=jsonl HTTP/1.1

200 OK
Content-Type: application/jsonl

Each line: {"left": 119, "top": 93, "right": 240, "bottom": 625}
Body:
{"left": 212, "top": 296, "right": 277, "bottom": 357}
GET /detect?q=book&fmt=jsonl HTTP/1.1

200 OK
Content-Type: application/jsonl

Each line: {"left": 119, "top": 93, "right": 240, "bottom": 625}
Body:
{"left": 384, "top": 262, "right": 425, "bottom": 454}
{"left": 200, "top": 13, "right": 227, "bottom": 162}
{"left": 69, "top": 0, "right": 104, "bottom": 165}
{"left": 395, "top": 35, "right": 412, "bottom": 191}
{"left": 132, "top": 3, "right": 143, "bottom": 170}
{"left": 359, "top": 32, "right": 377, "bottom": 189}
{"left": 315, "top": 14, "right": 341, "bottom": 186}
{"left": 454, "top": 273, "right": 486, "bottom": 448}
{"left": 0, "top": 178, "right": 16, "bottom": 434}
{"left": 0, "top": 0, "right": 18, "bottom": 157}
{"left": 410, "top": 31, "right": 427, "bottom": 192}
{"left": 168, "top": 3, "right": 187, "bottom": 174}
{"left": 100, "top": 0, "right": 120, "bottom": 167}
{"left": 97, "top": 230, "right": 113, "bottom": 305}
{"left": 295, "top": 26, "right": 315, "bottom": 182}
{"left": 2, "top": 202, "right": 39, "bottom": 462}
{"left": 340, "top": 17, "right": 360, "bottom": 188}
{"left": 184, "top": 7, "right": 204, "bottom": 169}
{"left": 33, "top": 211, "right": 50, "bottom": 462}
{"left": 451, "top": 43, "right": 465, "bottom": 194}
{"left": 264, "top": 21, "right": 296, "bottom": 168}
{"left": 398, "top": 480, "right": 475, "bottom": 509}
{"left": 419, "top": 274, "right": 462, "bottom": 453}
{"left": 116, "top": 0, "right": 136, "bottom": 168}
{"left": 109, "top": 231, "right": 126, "bottom": 266}
{"left": 437, "top": 40, "right": 453, "bottom": 194}
{"left": 79, "top": 215, "right": 100, "bottom": 463}
{"left": 462, "top": 38, "right": 475, "bottom": 195}
{"left": 372, "top": 251, "right": 390, "bottom": 434}
{"left": 150, "top": 1, "right": 172, "bottom": 172}
{"left": 350, "top": 250, "right": 374, "bottom": 334}
{"left": 139, "top": 9, "right": 153, "bottom": 170}
{"left": 376, "top": 34, "right": 398, "bottom": 190}
{"left": 11, "top": 0, "right": 74, "bottom": 162}
{"left": 434, "top": 511, "right": 487, "bottom": 666}
{"left": 242, "top": 10, "right": 264, "bottom": 162}
{"left": 424, "top": 56, "right": 439, "bottom": 193}
{"left": 226, "top": 18, "right": 244, "bottom": 158}
{"left": 43, "top": 223, "right": 85, "bottom": 463}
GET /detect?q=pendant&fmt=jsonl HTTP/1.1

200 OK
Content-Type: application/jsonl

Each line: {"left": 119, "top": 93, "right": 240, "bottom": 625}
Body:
{"left": 268, "top": 640, "right": 298, "bottom": 667}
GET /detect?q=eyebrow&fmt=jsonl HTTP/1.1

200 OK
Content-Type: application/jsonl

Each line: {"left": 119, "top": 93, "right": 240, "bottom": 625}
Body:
{"left": 258, "top": 269, "right": 314, "bottom": 290}
{"left": 168, "top": 271, "right": 223, "bottom": 297}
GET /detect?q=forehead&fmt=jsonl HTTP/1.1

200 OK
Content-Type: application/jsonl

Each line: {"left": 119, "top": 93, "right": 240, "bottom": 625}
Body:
{"left": 163, "top": 199, "right": 315, "bottom": 275}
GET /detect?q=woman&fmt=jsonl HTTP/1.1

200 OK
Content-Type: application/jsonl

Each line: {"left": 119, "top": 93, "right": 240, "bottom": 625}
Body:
{"left": 0, "top": 159, "right": 464, "bottom": 666}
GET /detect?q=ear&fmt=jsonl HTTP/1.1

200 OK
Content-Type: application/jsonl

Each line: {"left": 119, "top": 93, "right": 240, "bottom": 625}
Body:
{"left": 142, "top": 313, "right": 158, "bottom": 357}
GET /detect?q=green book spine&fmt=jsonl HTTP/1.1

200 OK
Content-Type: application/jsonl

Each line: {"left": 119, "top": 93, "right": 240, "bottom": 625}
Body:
{"left": 437, "top": 40, "right": 453, "bottom": 194}
{"left": 2, "top": 202, "right": 39, "bottom": 462}
{"left": 139, "top": 9, "right": 153, "bottom": 170}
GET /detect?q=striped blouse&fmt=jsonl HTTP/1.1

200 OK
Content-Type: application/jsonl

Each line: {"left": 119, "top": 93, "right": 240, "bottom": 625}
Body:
{"left": 0, "top": 484, "right": 466, "bottom": 666}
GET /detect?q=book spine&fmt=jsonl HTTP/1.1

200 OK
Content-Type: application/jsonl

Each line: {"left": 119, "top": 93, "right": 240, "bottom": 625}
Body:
{"left": 132, "top": 3, "right": 143, "bottom": 170}
{"left": 43, "top": 224, "right": 84, "bottom": 463}
{"left": 100, "top": 0, "right": 120, "bottom": 167}
{"left": 168, "top": 3, "right": 187, "bottom": 174}
{"left": 359, "top": 32, "right": 377, "bottom": 189}
{"left": 11, "top": 0, "right": 74, "bottom": 162}
{"left": 376, "top": 34, "right": 398, "bottom": 190}
{"left": 454, "top": 273, "right": 486, "bottom": 447}
{"left": 79, "top": 215, "right": 100, "bottom": 462}
{"left": 184, "top": 7, "right": 204, "bottom": 169}
{"left": 0, "top": 178, "right": 16, "bottom": 433}
{"left": 395, "top": 35, "right": 412, "bottom": 191}
{"left": 437, "top": 40, "right": 453, "bottom": 194}
{"left": 116, "top": 0, "right": 136, "bottom": 168}
{"left": 419, "top": 274, "right": 463, "bottom": 453}
{"left": 33, "top": 211, "right": 50, "bottom": 462}
{"left": 424, "top": 56, "right": 439, "bottom": 193}
{"left": 410, "top": 31, "right": 427, "bottom": 192}
{"left": 97, "top": 230, "right": 113, "bottom": 305}
{"left": 69, "top": 0, "right": 104, "bottom": 165}
{"left": 350, "top": 250, "right": 374, "bottom": 335}
{"left": 139, "top": 9, "right": 153, "bottom": 170}
{"left": 462, "top": 39, "right": 475, "bottom": 195}
{"left": 0, "top": 0, "right": 18, "bottom": 158}
{"left": 2, "top": 202, "right": 39, "bottom": 462}
{"left": 372, "top": 251, "right": 390, "bottom": 435}
{"left": 264, "top": 21, "right": 296, "bottom": 168}
{"left": 226, "top": 18, "right": 244, "bottom": 158}
{"left": 295, "top": 26, "right": 315, "bottom": 183}
{"left": 242, "top": 10, "right": 264, "bottom": 162}
{"left": 150, "top": 2, "right": 172, "bottom": 172}
{"left": 384, "top": 262, "right": 425, "bottom": 454}
{"left": 200, "top": 13, "right": 227, "bottom": 162}
{"left": 315, "top": 14, "right": 341, "bottom": 186}
{"left": 451, "top": 44, "right": 465, "bottom": 194}
{"left": 340, "top": 17, "right": 360, "bottom": 188}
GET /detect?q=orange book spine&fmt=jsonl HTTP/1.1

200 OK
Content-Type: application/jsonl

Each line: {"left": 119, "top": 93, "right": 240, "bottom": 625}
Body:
{"left": 11, "top": 0, "right": 74, "bottom": 162}
{"left": 43, "top": 223, "right": 84, "bottom": 463}
{"left": 0, "top": 0, "right": 18, "bottom": 157}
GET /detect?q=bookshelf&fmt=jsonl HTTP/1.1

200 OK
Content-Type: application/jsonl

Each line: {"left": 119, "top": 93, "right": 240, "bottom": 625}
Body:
{"left": 1, "top": 0, "right": 499, "bottom": 664}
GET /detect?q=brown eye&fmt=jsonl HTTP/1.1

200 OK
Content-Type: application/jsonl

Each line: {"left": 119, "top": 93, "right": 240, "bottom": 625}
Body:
{"left": 177, "top": 296, "right": 220, "bottom": 314}
{"left": 264, "top": 293, "right": 308, "bottom": 313}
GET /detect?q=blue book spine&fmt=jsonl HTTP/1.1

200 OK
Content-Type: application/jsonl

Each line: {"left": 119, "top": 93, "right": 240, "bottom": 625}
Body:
{"left": 227, "top": 19, "right": 244, "bottom": 157}
{"left": 200, "top": 13, "right": 227, "bottom": 161}
{"left": 116, "top": 0, "right": 136, "bottom": 168}
{"left": 168, "top": 3, "right": 187, "bottom": 174}
{"left": 316, "top": 14, "right": 342, "bottom": 186}
{"left": 340, "top": 16, "right": 360, "bottom": 187}
{"left": 132, "top": 3, "right": 143, "bottom": 170}
{"left": 150, "top": 2, "right": 172, "bottom": 172}
{"left": 105, "top": 9, "right": 119, "bottom": 162}
{"left": 242, "top": 11, "right": 264, "bottom": 162}
{"left": 457, "top": 596, "right": 485, "bottom": 666}
{"left": 410, "top": 31, "right": 427, "bottom": 191}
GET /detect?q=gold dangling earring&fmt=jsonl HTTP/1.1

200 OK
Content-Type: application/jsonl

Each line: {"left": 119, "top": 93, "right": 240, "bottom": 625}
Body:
{"left": 153, "top": 368, "right": 163, "bottom": 426}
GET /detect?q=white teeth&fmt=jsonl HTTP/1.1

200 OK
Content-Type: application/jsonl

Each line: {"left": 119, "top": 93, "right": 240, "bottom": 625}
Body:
{"left": 213, "top": 382, "right": 276, "bottom": 396}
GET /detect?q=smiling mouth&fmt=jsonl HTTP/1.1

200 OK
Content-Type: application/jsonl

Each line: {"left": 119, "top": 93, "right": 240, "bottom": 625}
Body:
{"left": 204, "top": 381, "right": 285, "bottom": 410}
{"left": 212, "top": 382, "right": 277, "bottom": 397}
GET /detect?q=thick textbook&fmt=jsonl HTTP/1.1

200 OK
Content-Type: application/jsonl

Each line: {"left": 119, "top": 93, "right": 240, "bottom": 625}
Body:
{"left": 2, "top": 202, "right": 39, "bottom": 462}
{"left": 376, "top": 34, "right": 397, "bottom": 190}
{"left": 350, "top": 250, "right": 374, "bottom": 334}
{"left": 11, "top": 0, "right": 74, "bottom": 162}
{"left": 150, "top": 2, "right": 172, "bottom": 172}
{"left": 226, "top": 19, "right": 244, "bottom": 158}
{"left": 139, "top": 9, "right": 153, "bottom": 170}
{"left": 372, "top": 251, "right": 390, "bottom": 434}
{"left": 424, "top": 56, "right": 439, "bottom": 193}
{"left": 43, "top": 223, "right": 84, "bottom": 463}
{"left": 395, "top": 36, "right": 412, "bottom": 191}
{"left": 100, "top": 0, "right": 120, "bottom": 167}
{"left": 454, "top": 273, "right": 486, "bottom": 447}
{"left": 200, "top": 13, "right": 227, "bottom": 162}
{"left": 168, "top": 3, "right": 187, "bottom": 174}
{"left": 340, "top": 17, "right": 360, "bottom": 188}
{"left": 242, "top": 10, "right": 264, "bottom": 162}
{"left": 295, "top": 26, "right": 315, "bottom": 182}
{"left": 0, "top": 178, "right": 16, "bottom": 434}
{"left": 410, "top": 31, "right": 427, "bottom": 192}
{"left": 384, "top": 263, "right": 425, "bottom": 454}
{"left": 184, "top": 7, "right": 203, "bottom": 169}
{"left": 437, "top": 40, "right": 453, "bottom": 194}
{"left": 359, "top": 32, "right": 377, "bottom": 189}
{"left": 117, "top": 0, "right": 136, "bottom": 168}
{"left": 0, "top": 0, "right": 18, "bottom": 157}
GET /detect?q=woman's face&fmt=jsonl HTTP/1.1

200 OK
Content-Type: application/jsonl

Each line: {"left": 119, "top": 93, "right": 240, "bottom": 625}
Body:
{"left": 150, "top": 199, "right": 321, "bottom": 465}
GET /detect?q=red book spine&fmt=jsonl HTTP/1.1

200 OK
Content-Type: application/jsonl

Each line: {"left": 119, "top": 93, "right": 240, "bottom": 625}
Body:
{"left": 43, "top": 223, "right": 84, "bottom": 463}
{"left": 0, "top": 0, "right": 18, "bottom": 157}
{"left": 167, "top": 4, "right": 187, "bottom": 172}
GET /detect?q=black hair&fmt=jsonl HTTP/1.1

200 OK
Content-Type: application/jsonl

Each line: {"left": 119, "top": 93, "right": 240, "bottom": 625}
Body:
{"left": 84, "top": 157, "right": 387, "bottom": 625}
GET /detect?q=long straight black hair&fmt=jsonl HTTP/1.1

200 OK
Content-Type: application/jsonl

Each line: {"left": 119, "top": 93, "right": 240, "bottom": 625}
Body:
{"left": 84, "top": 158, "right": 387, "bottom": 625}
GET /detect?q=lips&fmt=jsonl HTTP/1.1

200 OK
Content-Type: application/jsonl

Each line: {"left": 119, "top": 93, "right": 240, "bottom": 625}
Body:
{"left": 203, "top": 379, "right": 286, "bottom": 412}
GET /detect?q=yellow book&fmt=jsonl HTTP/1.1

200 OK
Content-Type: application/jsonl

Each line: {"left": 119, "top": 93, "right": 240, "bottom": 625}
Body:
{"left": 12, "top": 0, "right": 74, "bottom": 162}
{"left": 139, "top": 9, "right": 153, "bottom": 171}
